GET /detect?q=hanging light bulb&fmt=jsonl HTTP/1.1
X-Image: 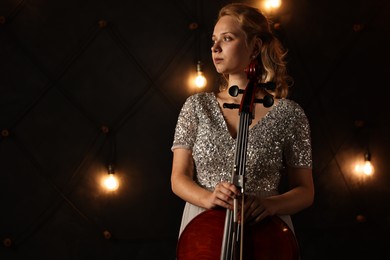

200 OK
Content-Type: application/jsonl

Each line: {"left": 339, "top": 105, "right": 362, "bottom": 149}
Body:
{"left": 354, "top": 152, "right": 374, "bottom": 176}
{"left": 265, "top": 0, "right": 281, "bottom": 9}
{"left": 194, "top": 61, "right": 207, "bottom": 88}
{"left": 362, "top": 152, "right": 374, "bottom": 176}
{"left": 262, "top": 0, "right": 282, "bottom": 12}
{"left": 100, "top": 129, "right": 120, "bottom": 191}
{"left": 102, "top": 163, "right": 119, "bottom": 191}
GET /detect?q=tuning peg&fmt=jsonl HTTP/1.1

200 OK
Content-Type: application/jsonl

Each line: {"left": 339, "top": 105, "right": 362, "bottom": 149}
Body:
{"left": 228, "top": 85, "right": 244, "bottom": 97}
{"left": 255, "top": 94, "right": 274, "bottom": 108}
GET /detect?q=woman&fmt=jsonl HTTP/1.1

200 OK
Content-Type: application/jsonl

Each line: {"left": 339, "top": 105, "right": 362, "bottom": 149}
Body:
{"left": 171, "top": 2, "right": 314, "bottom": 240}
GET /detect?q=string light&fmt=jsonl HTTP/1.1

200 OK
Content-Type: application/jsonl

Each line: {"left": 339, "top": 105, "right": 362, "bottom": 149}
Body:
{"left": 362, "top": 152, "right": 374, "bottom": 176}
{"left": 352, "top": 119, "right": 375, "bottom": 178}
{"left": 354, "top": 152, "right": 374, "bottom": 176}
{"left": 194, "top": 61, "right": 207, "bottom": 88}
{"left": 102, "top": 163, "right": 119, "bottom": 191}
{"left": 263, "top": 0, "right": 282, "bottom": 11}
{"left": 100, "top": 127, "right": 119, "bottom": 191}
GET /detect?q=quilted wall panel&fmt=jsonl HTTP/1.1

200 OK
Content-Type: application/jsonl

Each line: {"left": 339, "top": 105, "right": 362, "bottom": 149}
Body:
{"left": 1, "top": 0, "right": 389, "bottom": 259}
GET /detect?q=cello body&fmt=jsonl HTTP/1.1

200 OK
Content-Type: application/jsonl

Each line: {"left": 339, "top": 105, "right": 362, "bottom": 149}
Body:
{"left": 176, "top": 208, "right": 300, "bottom": 260}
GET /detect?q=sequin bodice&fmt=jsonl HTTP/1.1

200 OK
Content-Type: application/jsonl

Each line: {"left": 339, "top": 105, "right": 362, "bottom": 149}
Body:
{"left": 172, "top": 92, "right": 312, "bottom": 193}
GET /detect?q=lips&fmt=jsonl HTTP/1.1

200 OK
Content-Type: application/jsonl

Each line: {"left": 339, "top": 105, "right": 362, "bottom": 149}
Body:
{"left": 214, "top": 58, "right": 223, "bottom": 64}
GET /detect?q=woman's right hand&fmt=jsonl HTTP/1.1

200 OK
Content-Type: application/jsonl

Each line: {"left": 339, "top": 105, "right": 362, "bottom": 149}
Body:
{"left": 209, "top": 182, "right": 240, "bottom": 210}
{"left": 172, "top": 149, "right": 240, "bottom": 210}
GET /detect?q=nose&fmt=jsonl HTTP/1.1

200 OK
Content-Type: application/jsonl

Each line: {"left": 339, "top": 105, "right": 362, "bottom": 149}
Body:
{"left": 211, "top": 42, "right": 221, "bottom": 53}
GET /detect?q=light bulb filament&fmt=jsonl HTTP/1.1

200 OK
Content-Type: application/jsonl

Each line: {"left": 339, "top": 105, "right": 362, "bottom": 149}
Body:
{"left": 195, "top": 61, "right": 207, "bottom": 88}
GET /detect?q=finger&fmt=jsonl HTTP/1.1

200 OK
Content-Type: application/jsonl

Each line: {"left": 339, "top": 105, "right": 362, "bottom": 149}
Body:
{"left": 244, "top": 197, "right": 263, "bottom": 221}
{"left": 216, "top": 183, "right": 237, "bottom": 200}
{"left": 243, "top": 195, "right": 256, "bottom": 212}
{"left": 251, "top": 210, "right": 267, "bottom": 224}
{"left": 226, "top": 183, "right": 240, "bottom": 195}
{"left": 213, "top": 186, "right": 235, "bottom": 209}
{"left": 213, "top": 192, "right": 234, "bottom": 209}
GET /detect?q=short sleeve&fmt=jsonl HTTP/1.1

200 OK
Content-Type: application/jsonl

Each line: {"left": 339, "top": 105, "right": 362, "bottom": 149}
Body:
{"left": 284, "top": 104, "right": 312, "bottom": 168}
{"left": 171, "top": 95, "right": 198, "bottom": 151}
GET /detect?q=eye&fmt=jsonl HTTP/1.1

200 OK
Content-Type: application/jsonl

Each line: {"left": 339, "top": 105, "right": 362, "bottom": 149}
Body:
{"left": 223, "top": 36, "right": 232, "bottom": 42}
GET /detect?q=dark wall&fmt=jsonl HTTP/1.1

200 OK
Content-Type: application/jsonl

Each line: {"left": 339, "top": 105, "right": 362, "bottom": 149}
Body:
{"left": 1, "top": 0, "right": 389, "bottom": 259}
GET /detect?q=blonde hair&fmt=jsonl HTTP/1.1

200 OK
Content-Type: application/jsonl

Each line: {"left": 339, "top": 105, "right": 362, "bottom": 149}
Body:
{"left": 217, "top": 3, "right": 292, "bottom": 98}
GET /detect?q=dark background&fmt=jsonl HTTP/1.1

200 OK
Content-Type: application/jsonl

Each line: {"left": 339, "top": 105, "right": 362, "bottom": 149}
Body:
{"left": 1, "top": 0, "right": 389, "bottom": 259}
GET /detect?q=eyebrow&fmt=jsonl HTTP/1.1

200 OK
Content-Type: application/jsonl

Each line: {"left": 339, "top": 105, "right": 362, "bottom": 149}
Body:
{"left": 212, "top": 32, "right": 235, "bottom": 38}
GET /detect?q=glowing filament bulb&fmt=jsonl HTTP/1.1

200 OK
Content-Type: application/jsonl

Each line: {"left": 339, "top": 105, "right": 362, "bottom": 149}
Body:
{"left": 362, "top": 161, "right": 374, "bottom": 176}
{"left": 102, "top": 164, "right": 119, "bottom": 191}
{"left": 195, "top": 61, "right": 207, "bottom": 88}
{"left": 363, "top": 152, "right": 374, "bottom": 175}
{"left": 264, "top": 0, "right": 281, "bottom": 9}
{"left": 103, "top": 174, "right": 119, "bottom": 191}
{"left": 355, "top": 153, "right": 374, "bottom": 176}
{"left": 195, "top": 73, "right": 206, "bottom": 88}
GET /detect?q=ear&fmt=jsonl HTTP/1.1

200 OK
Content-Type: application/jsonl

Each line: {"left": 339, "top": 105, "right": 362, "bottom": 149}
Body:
{"left": 251, "top": 37, "right": 263, "bottom": 58}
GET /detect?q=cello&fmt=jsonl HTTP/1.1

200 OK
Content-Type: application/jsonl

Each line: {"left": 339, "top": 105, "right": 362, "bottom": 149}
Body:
{"left": 176, "top": 60, "right": 300, "bottom": 260}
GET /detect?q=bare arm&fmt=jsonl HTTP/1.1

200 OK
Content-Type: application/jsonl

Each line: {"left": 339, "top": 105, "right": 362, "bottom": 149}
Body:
{"left": 171, "top": 148, "right": 239, "bottom": 210}
{"left": 244, "top": 167, "right": 314, "bottom": 224}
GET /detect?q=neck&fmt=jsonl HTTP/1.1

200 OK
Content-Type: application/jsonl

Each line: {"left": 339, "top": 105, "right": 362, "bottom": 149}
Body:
{"left": 228, "top": 73, "right": 248, "bottom": 90}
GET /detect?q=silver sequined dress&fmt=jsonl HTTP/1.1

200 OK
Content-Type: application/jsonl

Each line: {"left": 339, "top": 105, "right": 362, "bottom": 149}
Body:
{"left": 172, "top": 92, "right": 312, "bottom": 236}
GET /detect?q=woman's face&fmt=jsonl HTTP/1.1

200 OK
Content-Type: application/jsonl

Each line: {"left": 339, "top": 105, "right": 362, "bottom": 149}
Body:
{"left": 211, "top": 15, "right": 254, "bottom": 76}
